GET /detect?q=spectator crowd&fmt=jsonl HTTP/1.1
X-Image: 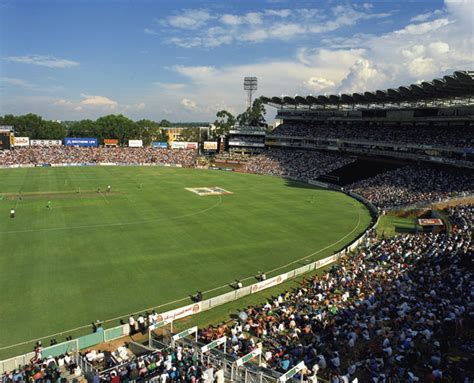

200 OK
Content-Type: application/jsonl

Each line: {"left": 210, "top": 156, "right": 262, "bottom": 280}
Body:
{"left": 348, "top": 166, "right": 473, "bottom": 210}
{"left": 241, "top": 149, "right": 354, "bottom": 181}
{"left": 270, "top": 124, "right": 473, "bottom": 149}
{"left": 1, "top": 351, "right": 81, "bottom": 382}
{"left": 200, "top": 204, "right": 473, "bottom": 382}
{"left": 97, "top": 346, "right": 220, "bottom": 383}
{"left": 0, "top": 147, "right": 197, "bottom": 168}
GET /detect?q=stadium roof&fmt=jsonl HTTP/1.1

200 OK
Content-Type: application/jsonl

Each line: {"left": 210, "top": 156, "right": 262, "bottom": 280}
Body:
{"left": 261, "top": 71, "right": 474, "bottom": 107}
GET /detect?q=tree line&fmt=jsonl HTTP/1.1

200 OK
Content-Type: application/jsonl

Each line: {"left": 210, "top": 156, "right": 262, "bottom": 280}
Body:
{"left": 0, "top": 114, "right": 202, "bottom": 146}
{"left": 0, "top": 97, "right": 267, "bottom": 145}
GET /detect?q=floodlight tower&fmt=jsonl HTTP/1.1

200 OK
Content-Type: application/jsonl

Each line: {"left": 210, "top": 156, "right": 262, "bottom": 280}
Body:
{"left": 244, "top": 77, "right": 258, "bottom": 110}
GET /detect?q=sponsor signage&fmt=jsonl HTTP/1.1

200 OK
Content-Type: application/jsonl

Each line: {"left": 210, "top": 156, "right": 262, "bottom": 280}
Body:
{"left": 156, "top": 302, "right": 201, "bottom": 322}
{"left": 236, "top": 348, "right": 261, "bottom": 367}
{"left": 203, "top": 141, "right": 218, "bottom": 150}
{"left": 171, "top": 142, "right": 198, "bottom": 149}
{"left": 14, "top": 137, "right": 30, "bottom": 147}
{"left": 185, "top": 142, "right": 198, "bottom": 149}
{"left": 64, "top": 137, "right": 98, "bottom": 147}
{"left": 251, "top": 274, "right": 287, "bottom": 294}
{"left": 152, "top": 141, "right": 168, "bottom": 149}
{"left": 201, "top": 336, "right": 226, "bottom": 353}
{"left": 418, "top": 218, "right": 443, "bottom": 226}
{"left": 171, "top": 142, "right": 186, "bottom": 149}
{"left": 172, "top": 326, "right": 198, "bottom": 341}
{"left": 30, "top": 139, "right": 62, "bottom": 147}
{"left": 279, "top": 361, "right": 305, "bottom": 382}
{"left": 128, "top": 139, "right": 143, "bottom": 147}
{"left": 104, "top": 139, "right": 119, "bottom": 146}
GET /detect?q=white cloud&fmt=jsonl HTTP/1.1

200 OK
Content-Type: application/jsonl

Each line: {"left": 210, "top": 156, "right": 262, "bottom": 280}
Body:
{"left": 0, "top": 77, "right": 33, "bottom": 88}
{"left": 410, "top": 9, "right": 443, "bottom": 23}
{"left": 174, "top": 65, "right": 216, "bottom": 81}
{"left": 181, "top": 98, "right": 197, "bottom": 110}
{"left": 144, "top": 28, "right": 158, "bottom": 35}
{"left": 270, "top": 23, "right": 305, "bottom": 39}
{"left": 4, "top": 54, "right": 79, "bottom": 68}
{"left": 220, "top": 14, "right": 242, "bottom": 26}
{"left": 161, "top": 4, "right": 392, "bottom": 48}
{"left": 240, "top": 29, "right": 269, "bottom": 43}
{"left": 53, "top": 94, "right": 118, "bottom": 111}
{"left": 338, "top": 59, "right": 387, "bottom": 92}
{"left": 245, "top": 12, "right": 263, "bottom": 25}
{"left": 393, "top": 18, "right": 451, "bottom": 35}
{"left": 264, "top": 9, "right": 291, "bottom": 18}
{"left": 169, "top": 37, "right": 202, "bottom": 48}
{"left": 305, "top": 77, "right": 335, "bottom": 92}
{"left": 166, "top": 9, "right": 212, "bottom": 29}
{"left": 80, "top": 94, "right": 118, "bottom": 107}
{"left": 155, "top": 82, "right": 187, "bottom": 90}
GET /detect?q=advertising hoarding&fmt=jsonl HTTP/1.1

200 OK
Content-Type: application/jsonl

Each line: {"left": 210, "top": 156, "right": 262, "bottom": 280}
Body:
{"left": 30, "top": 140, "right": 62, "bottom": 147}
{"left": 128, "top": 139, "right": 143, "bottom": 147}
{"left": 64, "top": 137, "right": 98, "bottom": 147}
{"left": 14, "top": 137, "right": 30, "bottom": 147}
{"left": 203, "top": 141, "right": 218, "bottom": 150}
{"left": 152, "top": 141, "right": 168, "bottom": 149}
{"left": 171, "top": 142, "right": 186, "bottom": 149}
{"left": 103, "top": 139, "right": 119, "bottom": 146}
{"left": 185, "top": 142, "right": 198, "bottom": 149}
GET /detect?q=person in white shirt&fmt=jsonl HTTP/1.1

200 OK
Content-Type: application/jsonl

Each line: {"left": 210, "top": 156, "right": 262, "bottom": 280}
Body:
{"left": 128, "top": 315, "right": 136, "bottom": 335}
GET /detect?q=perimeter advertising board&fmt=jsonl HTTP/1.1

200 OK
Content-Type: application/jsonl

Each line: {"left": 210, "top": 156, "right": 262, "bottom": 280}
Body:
{"left": 64, "top": 137, "right": 98, "bottom": 147}
{"left": 128, "top": 139, "right": 143, "bottom": 147}
{"left": 203, "top": 141, "right": 218, "bottom": 150}
{"left": 31, "top": 140, "right": 62, "bottom": 147}
{"left": 152, "top": 141, "right": 168, "bottom": 149}
{"left": 171, "top": 142, "right": 186, "bottom": 149}
{"left": 156, "top": 302, "right": 201, "bottom": 322}
{"left": 251, "top": 274, "right": 288, "bottom": 294}
{"left": 14, "top": 137, "right": 30, "bottom": 147}
{"left": 104, "top": 139, "right": 119, "bottom": 146}
{"left": 185, "top": 142, "right": 198, "bottom": 149}
{"left": 171, "top": 142, "right": 198, "bottom": 149}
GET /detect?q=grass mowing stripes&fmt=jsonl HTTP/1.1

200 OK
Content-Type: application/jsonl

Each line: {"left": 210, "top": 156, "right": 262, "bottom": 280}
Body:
{"left": 0, "top": 166, "right": 371, "bottom": 358}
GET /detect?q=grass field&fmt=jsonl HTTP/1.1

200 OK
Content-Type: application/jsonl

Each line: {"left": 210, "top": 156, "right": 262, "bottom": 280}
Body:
{"left": 0, "top": 166, "right": 371, "bottom": 357}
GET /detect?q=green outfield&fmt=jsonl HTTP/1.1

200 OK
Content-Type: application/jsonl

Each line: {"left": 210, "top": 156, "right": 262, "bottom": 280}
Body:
{"left": 0, "top": 166, "right": 371, "bottom": 356}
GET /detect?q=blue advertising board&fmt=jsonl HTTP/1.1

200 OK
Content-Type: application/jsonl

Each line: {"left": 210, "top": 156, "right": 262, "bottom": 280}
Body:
{"left": 64, "top": 137, "right": 98, "bottom": 147}
{"left": 152, "top": 141, "right": 168, "bottom": 149}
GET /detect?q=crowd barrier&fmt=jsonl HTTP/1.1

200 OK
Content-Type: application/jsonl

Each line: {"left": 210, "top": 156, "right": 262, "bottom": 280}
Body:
{"left": 0, "top": 175, "right": 379, "bottom": 374}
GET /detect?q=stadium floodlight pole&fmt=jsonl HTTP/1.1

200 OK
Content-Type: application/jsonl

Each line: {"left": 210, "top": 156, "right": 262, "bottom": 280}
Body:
{"left": 244, "top": 77, "right": 258, "bottom": 110}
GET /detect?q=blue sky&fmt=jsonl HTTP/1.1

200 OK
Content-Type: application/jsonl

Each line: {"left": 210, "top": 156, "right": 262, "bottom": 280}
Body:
{"left": 0, "top": 0, "right": 472, "bottom": 122}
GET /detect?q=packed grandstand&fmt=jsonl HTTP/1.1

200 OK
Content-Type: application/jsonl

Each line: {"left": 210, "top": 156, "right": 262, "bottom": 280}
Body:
{"left": 0, "top": 71, "right": 473, "bottom": 383}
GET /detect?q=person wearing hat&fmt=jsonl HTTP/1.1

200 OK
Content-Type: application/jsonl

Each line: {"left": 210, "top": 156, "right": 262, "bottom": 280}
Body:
{"left": 10, "top": 208, "right": 15, "bottom": 218}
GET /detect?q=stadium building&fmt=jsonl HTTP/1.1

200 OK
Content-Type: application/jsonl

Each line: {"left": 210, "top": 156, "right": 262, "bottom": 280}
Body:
{"left": 261, "top": 71, "right": 473, "bottom": 170}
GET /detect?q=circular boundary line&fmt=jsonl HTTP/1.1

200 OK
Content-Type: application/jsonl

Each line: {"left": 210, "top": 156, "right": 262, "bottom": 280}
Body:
{"left": 0, "top": 197, "right": 365, "bottom": 352}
